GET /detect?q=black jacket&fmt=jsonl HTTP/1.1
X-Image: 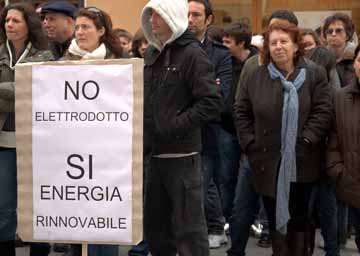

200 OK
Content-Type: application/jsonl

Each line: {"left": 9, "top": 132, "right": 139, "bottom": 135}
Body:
{"left": 201, "top": 37, "right": 232, "bottom": 155}
{"left": 221, "top": 46, "right": 258, "bottom": 135}
{"left": 144, "top": 30, "right": 223, "bottom": 155}
{"left": 202, "top": 37, "right": 232, "bottom": 100}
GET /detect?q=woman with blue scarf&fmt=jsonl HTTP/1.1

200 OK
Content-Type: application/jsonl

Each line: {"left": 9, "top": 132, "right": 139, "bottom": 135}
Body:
{"left": 234, "top": 21, "right": 332, "bottom": 256}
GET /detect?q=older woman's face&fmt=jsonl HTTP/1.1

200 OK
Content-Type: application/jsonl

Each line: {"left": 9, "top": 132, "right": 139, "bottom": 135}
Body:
{"left": 269, "top": 29, "right": 298, "bottom": 67}
{"left": 5, "top": 9, "right": 28, "bottom": 43}
{"left": 75, "top": 16, "right": 104, "bottom": 52}
{"left": 354, "top": 51, "right": 360, "bottom": 79}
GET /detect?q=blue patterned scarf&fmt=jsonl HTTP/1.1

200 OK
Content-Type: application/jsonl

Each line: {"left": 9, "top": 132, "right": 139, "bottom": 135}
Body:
{"left": 267, "top": 62, "right": 306, "bottom": 234}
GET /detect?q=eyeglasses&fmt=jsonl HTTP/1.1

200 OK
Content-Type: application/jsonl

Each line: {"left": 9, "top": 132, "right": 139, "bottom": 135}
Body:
{"left": 326, "top": 28, "right": 345, "bottom": 35}
{"left": 85, "top": 7, "right": 105, "bottom": 25}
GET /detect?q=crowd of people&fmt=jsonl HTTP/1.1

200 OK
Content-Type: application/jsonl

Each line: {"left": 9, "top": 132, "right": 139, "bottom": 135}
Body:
{"left": 0, "top": 0, "right": 359, "bottom": 256}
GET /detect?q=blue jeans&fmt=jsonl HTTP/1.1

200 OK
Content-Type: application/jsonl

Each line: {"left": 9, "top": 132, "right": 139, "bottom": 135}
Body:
{"left": 202, "top": 153, "right": 225, "bottom": 234}
{"left": 0, "top": 149, "right": 17, "bottom": 241}
{"left": 88, "top": 244, "right": 119, "bottom": 256}
{"left": 218, "top": 129, "right": 241, "bottom": 221}
{"left": 227, "top": 157, "right": 260, "bottom": 256}
{"left": 316, "top": 181, "right": 339, "bottom": 256}
{"left": 128, "top": 240, "right": 149, "bottom": 256}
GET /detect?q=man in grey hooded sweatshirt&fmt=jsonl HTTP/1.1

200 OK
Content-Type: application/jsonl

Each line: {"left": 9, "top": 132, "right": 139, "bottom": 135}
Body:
{"left": 141, "top": 0, "right": 223, "bottom": 255}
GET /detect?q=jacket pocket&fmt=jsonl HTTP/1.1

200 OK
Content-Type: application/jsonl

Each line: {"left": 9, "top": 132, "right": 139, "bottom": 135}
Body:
{"left": 161, "top": 65, "right": 182, "bottom": 88}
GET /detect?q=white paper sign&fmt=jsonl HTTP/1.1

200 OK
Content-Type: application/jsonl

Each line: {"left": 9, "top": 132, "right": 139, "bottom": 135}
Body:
{"left": 32, "top": 65, "right": 133, "bottom": 242}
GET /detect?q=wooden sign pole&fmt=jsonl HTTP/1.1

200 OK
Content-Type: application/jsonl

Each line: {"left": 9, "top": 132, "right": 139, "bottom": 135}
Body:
{"left": 82, "top": 243, "right": 88, "bottom": 256}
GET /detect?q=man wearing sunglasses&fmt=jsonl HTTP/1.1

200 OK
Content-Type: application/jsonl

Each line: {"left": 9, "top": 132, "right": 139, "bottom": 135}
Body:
{"left": 323, "top": 13, "right": 356, "bottom": 88}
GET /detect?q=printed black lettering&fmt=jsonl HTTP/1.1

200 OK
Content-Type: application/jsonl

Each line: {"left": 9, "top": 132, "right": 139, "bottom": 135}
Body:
{"left": 40, "top": 185, "right": 51, "bottom": 200}
{"left": 36, "top": 215, "right": 44, "bottom": 227}
{"left": 82, "top": 80, "right": 100, "bottom": 100}
{"left": 65, "top": 81, "right": 80, "bottom": 100}
{"left": 66, "top": 154, "right": 85, "bottom": 180}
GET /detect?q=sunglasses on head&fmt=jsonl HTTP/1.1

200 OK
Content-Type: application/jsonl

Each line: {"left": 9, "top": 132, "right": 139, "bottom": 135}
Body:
{"left": 85, "top": 7, "right": 105, "bottom": 25}
{"left": 326, "top": 28, "right": 345, "bottom": 35}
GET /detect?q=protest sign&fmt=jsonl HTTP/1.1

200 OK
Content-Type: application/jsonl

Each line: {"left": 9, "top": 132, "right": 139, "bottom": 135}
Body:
{"left": 15, "top": 59, "right": 143, "bottom": 245}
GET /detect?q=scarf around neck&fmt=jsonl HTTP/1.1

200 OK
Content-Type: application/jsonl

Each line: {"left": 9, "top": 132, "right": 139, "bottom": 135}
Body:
{"left": 68, "top": 39, "right": 107, "bottom": 60}
{"left": 267, "top": 62, "right": 306, "bottom": 234}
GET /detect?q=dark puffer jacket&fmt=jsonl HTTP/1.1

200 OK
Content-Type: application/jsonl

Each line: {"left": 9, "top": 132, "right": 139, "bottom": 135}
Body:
{"left": 143, "top": 30, "right": 223, "bottom": 155}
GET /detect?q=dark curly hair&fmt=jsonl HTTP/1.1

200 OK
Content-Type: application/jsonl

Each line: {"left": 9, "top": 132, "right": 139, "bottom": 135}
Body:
{"left": 0, "top": 2, "right": 48, "bottom": 50}
{"left": 261, "top": 20, "right": 305, "bottom": 66}
{"left": 323, "top": 13, "right": 354, "bottom": 42}
{"left": 75, "top": 7, "right": 123, "bottom": 58}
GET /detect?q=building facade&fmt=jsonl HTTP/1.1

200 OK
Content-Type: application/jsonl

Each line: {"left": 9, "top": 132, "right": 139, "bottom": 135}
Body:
{"left": 0, "top": 0, "right": 359, "bottom": 37}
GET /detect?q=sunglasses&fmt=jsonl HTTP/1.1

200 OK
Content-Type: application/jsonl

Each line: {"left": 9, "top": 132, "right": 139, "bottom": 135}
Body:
{"left": 85, "top": 7, "right": 105, "bottom": 25}
{"left": 326, "top": 28, "right": 345, "bottom": 35}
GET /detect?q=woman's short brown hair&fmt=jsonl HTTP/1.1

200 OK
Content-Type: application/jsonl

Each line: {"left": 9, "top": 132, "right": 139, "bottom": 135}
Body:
{"left": 261, "top": 20, "right": 304, "bottom": 65}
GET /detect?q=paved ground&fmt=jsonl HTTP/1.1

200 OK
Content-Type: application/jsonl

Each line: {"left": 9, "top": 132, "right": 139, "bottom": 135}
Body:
{"left": 16, "top": 231, "right": 358, "bottom": 256}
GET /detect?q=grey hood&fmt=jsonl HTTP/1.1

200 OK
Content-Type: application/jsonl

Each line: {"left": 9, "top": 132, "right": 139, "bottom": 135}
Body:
{"left": 141, "top": 0, "right": 189, "bottom": 50}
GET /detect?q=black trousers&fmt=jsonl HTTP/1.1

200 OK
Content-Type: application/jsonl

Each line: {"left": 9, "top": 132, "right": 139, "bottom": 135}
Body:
{"left": 144, "top": 154, "right": 209, "bottom": 256}
{"left": 29, "top": 243, "right": 51, "bottom": 256}
{"left": 263, "top": 182, "right": 314, "bottom": 232}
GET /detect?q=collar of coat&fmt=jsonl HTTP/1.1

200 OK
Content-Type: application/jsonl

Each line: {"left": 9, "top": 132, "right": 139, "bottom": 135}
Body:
{"left": 0, "top": 42, "right": 36, "bottom": 66}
